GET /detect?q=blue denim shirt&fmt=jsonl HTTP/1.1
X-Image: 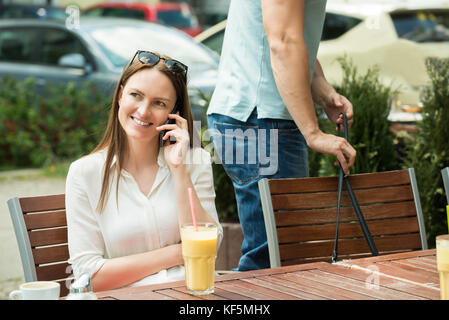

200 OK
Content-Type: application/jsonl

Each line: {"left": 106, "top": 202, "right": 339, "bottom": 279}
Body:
{"left": 207, "top": 0, "right": 327, "bottom": 122}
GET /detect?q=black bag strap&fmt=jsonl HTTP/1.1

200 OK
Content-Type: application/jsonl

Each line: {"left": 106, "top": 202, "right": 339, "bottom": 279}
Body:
{"left": 331, "top": 113, "right": 379, "bottom": 263}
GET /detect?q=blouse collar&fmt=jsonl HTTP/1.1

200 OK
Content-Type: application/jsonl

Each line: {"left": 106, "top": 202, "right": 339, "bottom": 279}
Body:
{"left": 108, "top": 147, "right": 168, "bottom": 169}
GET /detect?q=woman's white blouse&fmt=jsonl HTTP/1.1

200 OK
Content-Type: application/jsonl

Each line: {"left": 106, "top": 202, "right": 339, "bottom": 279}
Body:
{"left": 65, "top": 147, "right": 222, "bottom": 287}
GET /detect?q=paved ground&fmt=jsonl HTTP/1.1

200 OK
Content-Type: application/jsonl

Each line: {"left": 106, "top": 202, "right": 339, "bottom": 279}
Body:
{"left": 0, "top": 169, "right": 66, "bottom": 299}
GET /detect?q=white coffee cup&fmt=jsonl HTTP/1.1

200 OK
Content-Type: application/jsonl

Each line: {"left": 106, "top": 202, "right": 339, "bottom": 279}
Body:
{"left": 9, "top": 281, "right": 60, "bottom": 300}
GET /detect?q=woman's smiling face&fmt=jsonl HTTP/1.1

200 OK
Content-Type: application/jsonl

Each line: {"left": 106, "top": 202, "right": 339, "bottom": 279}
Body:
{"left": 118, "top": 67, "right": 177, "bottom": 143}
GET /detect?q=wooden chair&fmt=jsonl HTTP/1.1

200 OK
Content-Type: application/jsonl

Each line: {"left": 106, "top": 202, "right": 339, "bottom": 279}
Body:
{"left": 8, "top": 194, "right": 72, "bottom": 296}
{"left": 442, "top": 167, "right": 449, "bottom": 205}
{"left": 259, "top": 169, "right": 428, "bottom": 268}
{"left": 8, "top": 193, "right": 234, "bottom": 291}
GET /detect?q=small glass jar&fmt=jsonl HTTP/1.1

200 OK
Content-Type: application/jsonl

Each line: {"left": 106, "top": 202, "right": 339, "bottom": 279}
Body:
{"left": 65, "top": 273, "right": 97, "bottom": 300}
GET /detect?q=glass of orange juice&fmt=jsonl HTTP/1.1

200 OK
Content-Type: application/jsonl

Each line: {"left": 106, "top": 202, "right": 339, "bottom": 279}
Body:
{"left": 180, "top": 222, "right": 218, "bottom": 295}
{"left": 437, "top": 234, "right": 449, "bottom": 300}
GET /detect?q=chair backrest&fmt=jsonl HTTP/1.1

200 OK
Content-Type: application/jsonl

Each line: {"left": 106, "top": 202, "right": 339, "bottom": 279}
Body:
{"left": 8, "top": 194, "right": 72, "bottom": 296}
{"left": 442, "top": 167, "right": 449, "bottom": 205}
{"left": 259, "top": 168, "right": 427, "bottom": 268}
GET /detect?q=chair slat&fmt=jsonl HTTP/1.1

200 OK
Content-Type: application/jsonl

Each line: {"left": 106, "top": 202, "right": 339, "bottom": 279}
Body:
{"left": 269, "top": 176, "right": 341, "bottom": 194}
{"left": 271, "top": 185, "right": 414, "bottom": 210}
{"left": 36, "top": 262, "right": 72, "bottom": 282}
{"left": 57, "top": 279, "right": 72, "bottom": 297}
{"left": 19, "top": 194, "right": 65, "bottom": 214}
{"left": 277, "top": 216, "right": 420, "bottom": 243}
{"left": 24, "top": 210, "right": 67, "bottom": 230}
{"left": 280, "top": 256, "right": 337, "bottom": 265}
{"left": 28, "top": 228, "right": 68, "bottom": 247}
{"left": 10, "top": 193, "right": 73, "bottom": 286}
{"left": 274, "top": 201, "right": 417, "bottom": 226}
{"left": 279, "top": 233, "right": 422, "bottom": 262}
{"left": 346, "top": 170, "right": 411, "bottom": 189}
{"left": 32, "top": 244, "right": 69, "bottom": 265}
{"left": 269, "top": 170, "right": 411, "bottom": 194}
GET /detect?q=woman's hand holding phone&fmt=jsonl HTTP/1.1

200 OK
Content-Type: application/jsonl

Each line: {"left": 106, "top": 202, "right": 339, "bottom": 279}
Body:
{"left": 156, "top": 112, "right": 190, "bottom": 169}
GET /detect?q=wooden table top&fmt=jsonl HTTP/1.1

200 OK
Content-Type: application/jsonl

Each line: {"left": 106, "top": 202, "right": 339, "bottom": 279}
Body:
{"left": 95, "top": 249, "right": 440, "bottom": 300}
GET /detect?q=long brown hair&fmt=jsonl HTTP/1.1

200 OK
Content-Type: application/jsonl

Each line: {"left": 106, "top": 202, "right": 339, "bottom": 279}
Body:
{"left": 92, "top": 52, "right": 194, "bottom": 213}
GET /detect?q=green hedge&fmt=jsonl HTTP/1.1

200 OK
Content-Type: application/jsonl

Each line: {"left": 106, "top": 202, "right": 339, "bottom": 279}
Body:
{"left": 0, "top": 76, "right": 109, "bottom": 168}
{"left": 404, "top": 57, "right": 449, "bottom": 247}
{"left": 212, "top": 163, "right": 238, "bottom": 222}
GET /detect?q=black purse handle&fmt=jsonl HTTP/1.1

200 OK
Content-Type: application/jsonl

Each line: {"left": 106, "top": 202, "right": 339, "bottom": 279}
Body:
{"left": 331, "top": 113, "right": 379, "bottom": 263}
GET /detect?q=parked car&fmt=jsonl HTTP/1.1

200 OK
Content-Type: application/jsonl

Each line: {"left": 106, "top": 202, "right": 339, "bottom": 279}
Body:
{"left": 195, "top": 0, "right": 449, "bottom": 123}
{"left": 0, "top": 4, "right": 67, "bottom": 20}
{"left": 0, "top": 18, "right": 219, "bottom": 124}
{"left": 83, "top": 2, "right": 202, "bottom": 37}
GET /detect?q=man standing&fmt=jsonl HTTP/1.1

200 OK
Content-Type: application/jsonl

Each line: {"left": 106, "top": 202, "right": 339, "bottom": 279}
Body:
{"left": 207, "top": 0, "right": 356, "bottom": 271}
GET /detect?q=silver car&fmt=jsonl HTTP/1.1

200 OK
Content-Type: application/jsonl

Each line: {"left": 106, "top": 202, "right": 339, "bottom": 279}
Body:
{"left": 0, "top": 17, "right": 219, "bottom": 123}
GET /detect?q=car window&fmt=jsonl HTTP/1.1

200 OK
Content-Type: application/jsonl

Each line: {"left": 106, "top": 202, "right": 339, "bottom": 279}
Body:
{"left": 0, "top": 28, "right": 36, "bottom": 63}
{"left": 321, "top": 12, "right": 362, "bottom": 41}
{"left": 202, "top": 30, "right": 225, "bottom": 55}
{"left": 157, "top": 9, "right": 199, "bottom": 28}
{"left": 102, "top": 8, "right": 146, "bottom": 20}
{"left": 39, "top": 29, "right": 88, "bottom": 66}
{"left": 390, "top": 10, "right": 449, "bottom": 42}
{"left": 45, "top": 8, "right": 68, "bottom": 20}
{"left": 83, "top": 8, "right": 104, "bottom": 17}
{"left": 0, "top": 6, "right": 66, "bottom": 19}
{"left": 0, "top": 7, "right": 34, "bottom": 18}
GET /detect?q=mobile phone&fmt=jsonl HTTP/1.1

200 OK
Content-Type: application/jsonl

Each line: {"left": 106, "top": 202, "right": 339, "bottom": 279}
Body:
{"left": 159, "top": 103, "right": 178, "bottom": 148}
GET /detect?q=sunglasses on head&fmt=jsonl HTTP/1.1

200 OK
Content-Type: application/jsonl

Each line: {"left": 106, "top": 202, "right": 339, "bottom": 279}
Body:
{"left": 129, "top": 50, "right": 188, "bottom": 77}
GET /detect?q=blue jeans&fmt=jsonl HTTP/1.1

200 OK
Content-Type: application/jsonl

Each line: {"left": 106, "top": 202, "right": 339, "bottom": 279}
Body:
{"left": 207, "top": 109, "right": 309, "bottom": 271}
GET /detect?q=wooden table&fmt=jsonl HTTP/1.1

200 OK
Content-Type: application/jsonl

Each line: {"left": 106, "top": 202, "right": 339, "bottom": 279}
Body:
{"left": 95, "top": 249, "right": 440, "bottom": 300}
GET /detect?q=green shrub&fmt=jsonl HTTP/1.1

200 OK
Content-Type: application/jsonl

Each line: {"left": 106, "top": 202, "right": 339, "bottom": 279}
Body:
{"left": 0, "top": 76, "right": 109, "bottom": 168}
{"left": 200, "top": 126, "right": 239, "bottom": 223}
{"left": 316, "top": 56, "right": 399, "bottom": 176}
{"left": 404, "top": 57, "right": 449, "bottom": 247}
{"left": 212, "top": 163, "right": 238, "bottom": 222}
{"left": 0, "top": 76, "right": 41, "bottom": 167}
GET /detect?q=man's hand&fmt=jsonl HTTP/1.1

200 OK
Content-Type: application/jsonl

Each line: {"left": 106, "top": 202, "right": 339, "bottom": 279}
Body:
{"left": 311, "top": 59, "right": 354, "bottom": 130}
{"left": 323, "top": 91, "right": 354, "bottom": 130}
{"left": 306, "top": 130, "right": 356, "bottom": 175}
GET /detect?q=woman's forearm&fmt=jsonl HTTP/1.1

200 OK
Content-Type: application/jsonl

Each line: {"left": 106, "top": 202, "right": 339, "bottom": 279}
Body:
{"left": 91, "top": 243, "right": 183, "bottom": 292}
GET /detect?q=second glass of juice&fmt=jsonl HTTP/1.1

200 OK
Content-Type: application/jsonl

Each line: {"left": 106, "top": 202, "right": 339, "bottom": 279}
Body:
{"left": 181, "top": 222, "right": 218, "bottom": 295}
{"left": 437, "top": 234, "right": 449, "bottom": 300}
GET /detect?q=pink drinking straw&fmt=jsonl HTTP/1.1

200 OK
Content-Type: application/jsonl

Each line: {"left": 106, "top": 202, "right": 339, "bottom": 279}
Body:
{"left": 188, "top": 187, "right": 198, "bottom": 231}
